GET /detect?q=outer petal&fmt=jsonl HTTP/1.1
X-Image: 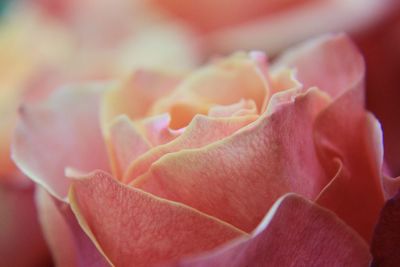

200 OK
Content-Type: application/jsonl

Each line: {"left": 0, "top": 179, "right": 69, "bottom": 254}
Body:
{"left": 133, "top": 88, "right": 330, "bottom": 232}
{"left": 36, "top": 187, "right": 110, "bottom": 267}
{"left": 358, "top": 6, "right": 400, "bottom": 176}
{"left": 12, "top": 85, "right": 110, "bottom": 200}
{"left": 371, "top": 190, "right": 400, "bottom": 266}
{"left": 69, "top": 170, "right": 245, "bottom": 267}
{"left": 274, "top": 33, "right": 365, "bottom": 100}
{"left": 0, "top": 182, "right": 51, "bottom": 267}
{"left": 164, "top": 194, "right": 371, "bottom": 267}
{"left": 124, "top": 114, "right": 257, "bottom": 183}
{"left": 315, "top": 89, "right": 385, "bottom": 242}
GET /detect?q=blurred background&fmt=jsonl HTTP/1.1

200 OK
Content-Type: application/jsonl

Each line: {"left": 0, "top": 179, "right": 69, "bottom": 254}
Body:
{"left": 0, "top": 0, "right": 399, "bottom": 266}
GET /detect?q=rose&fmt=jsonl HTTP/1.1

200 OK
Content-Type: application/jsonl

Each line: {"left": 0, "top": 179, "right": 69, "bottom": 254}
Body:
{"left": 149, "top": 0, "right": 400, "bottom": 179}
{"left": 12, "top": 34, "right": 397, "bottom": 266}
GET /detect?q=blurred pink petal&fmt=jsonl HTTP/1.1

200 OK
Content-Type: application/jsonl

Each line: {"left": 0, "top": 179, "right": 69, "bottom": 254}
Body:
{"left": 274, "top": 33, "right": 364, "bottom": 100}
{"left": 12, "top": 85, "right": 110, "bottom": 199}
{"left": 69, "top": 170, "right": 245, "bottom": 267}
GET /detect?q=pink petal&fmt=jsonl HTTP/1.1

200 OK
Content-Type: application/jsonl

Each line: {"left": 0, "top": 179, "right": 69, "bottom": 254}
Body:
{"left": 102, "top": 70, "right": 182, "bottom": 124}
{"left": 150, "top": 53, "right": 269, "bottom": 129}
{"left": 139, "top": 114, "right": 181, "bottom": 146}
{"left": 274, "top": 33, "right": 365, "bottom": 100}
{"left": 371, "top": 190, "right": 400, "bottom": 266}
{"left": 208, "top": 99, "right": 257, "bottom": 117}
{"left": 12, "top": 85, "right": 110, "bottom": 199}
{"left": 124, "top": 114, "right": 257, "bottom": 183}
{"left": 69, "top": 170, "right": 245, "bottom": 267}
{"left": 0, "top": 183, "right": 51, "bottom": 267}
{"left": 133, "top": 88, "right": 330, "bottom": 232}
{"left": 36, "top": 187, "right": 110, "bottom": 267}
{"left": 105, "top": 115, "right": 150, "bottom": 180}
{"left": 164, "top": 194, "right": 371, "bottom": 267}
{"left": 315, "top": 89, "right": 385, "bottom": 242}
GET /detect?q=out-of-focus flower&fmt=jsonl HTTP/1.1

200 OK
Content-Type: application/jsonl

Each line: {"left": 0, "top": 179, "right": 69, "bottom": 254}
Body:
{"left": 0, "top": 1, "right": 200, "bottom": 266}
{"left": 12, "top": 34, "right": 398, "bottom": 266}
{"left": 148, "top": 0, "right": 392, "bottom": 55}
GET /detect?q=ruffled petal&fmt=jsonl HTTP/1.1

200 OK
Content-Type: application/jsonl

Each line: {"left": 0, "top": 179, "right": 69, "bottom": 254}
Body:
{"left": 150, "top": 53, "right": 269, "bottom": 129}
{"left": 315, "top": 89, "right": 385, "bottom": 242}
{"left": 124, "top": 114, "right": 257, "bottom": 183}
{"left": 274, "top": 33, "right": 365, "bottom": 100}
{"left": 36, "top": 187, "right": 110, "bottom": 267}
{"left": 133, "top": 88, "right": 330, "bottom": 232}
{"left": 12, "top": 85, "right": 110, "bottom": 199}
{"left": 69, "top": 170, "right": 245, "bottom": 267}
{"left": 164, "top": 194, "right": 371, "bottom": 267}
{"left": 208, "top": 99, "right": 257, "bottom": 117}
{"left": 138, "top": 114, "right": 182, "bottom": 146}
{"left": 104, "top": 115, "right": 151, "bottom": 180}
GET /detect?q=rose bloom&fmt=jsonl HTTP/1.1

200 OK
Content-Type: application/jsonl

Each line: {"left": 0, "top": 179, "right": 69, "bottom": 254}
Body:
{"left": 0, "top": 2, "right": 199, "bottom": 266}
{"left": 11, "top": 34, "right": 400, "bottom": 266}
{"left": 148, "top": 0, "right": 400, "bottom": 181}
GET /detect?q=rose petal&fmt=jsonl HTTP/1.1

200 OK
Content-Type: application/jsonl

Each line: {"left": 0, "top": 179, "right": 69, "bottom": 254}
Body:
{"left": 101, "top": 70, "right": 182, "bottom": 124}
{"left": 274, "top": 33, "right": 365, "bottom": 100}
{"left": 315, "top": 89, "right": 385, "bottom": 242}
{"left": 133, "top": 88, "right": 330, "bottom": 232}
{"left": 36, "top": 187, "right": 110, "bottom": 267}
{"left": 164, "top": 194, "right": 371, "bottom": 267}
{"left": 0, "top": 183, "right": 51, "bottom": 267}
{"left": 138, "top": 113, "right": 182, "bottom": 146}
{"left": 371, "top": 189, "right": 400, "bottom": 266}
{"left": 124, "top": 114, "right": 258, "bottom": 183}
{"left": 150, "top": 53, "right": 269, "bottom": 129}
{"left": 69, "top": 170, "right": 246, "bottom": 267}
{"left": 105, "top": 115, "right": 151, "bottom": 180}
{"left": 12, "top": 85, "right": 110, "bottom": 199}
{"left": 208, "top": 99, "right": 257, "bottom": 118}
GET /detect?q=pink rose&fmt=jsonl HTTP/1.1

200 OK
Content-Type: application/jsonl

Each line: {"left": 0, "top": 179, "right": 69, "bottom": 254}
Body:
{"left": 149, "top": 0, "right": 400, "bottom": 179}
{"left": 12, "top": 34, "right": 398, "bottom": 266}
